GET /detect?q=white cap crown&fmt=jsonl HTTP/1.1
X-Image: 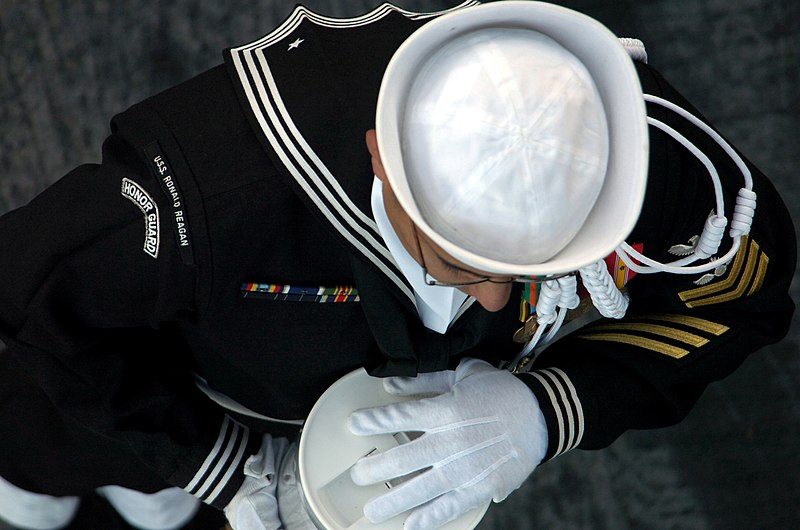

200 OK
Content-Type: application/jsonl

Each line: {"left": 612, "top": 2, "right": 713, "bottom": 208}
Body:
{"left": 402, "top": 28, "right": 609, "bottom": 264}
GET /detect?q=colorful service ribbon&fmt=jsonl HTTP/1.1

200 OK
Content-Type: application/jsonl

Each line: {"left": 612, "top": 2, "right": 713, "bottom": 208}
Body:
{"left": 241, "top": 283, "right": 360, "bottom": 303}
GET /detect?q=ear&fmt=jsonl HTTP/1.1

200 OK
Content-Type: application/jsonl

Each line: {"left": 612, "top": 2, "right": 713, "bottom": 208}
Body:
{"left": 365, "top": 129, "right": 388, "bottom": 183}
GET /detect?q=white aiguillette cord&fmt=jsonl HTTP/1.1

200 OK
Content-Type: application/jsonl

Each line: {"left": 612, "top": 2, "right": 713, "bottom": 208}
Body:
{"left": 510, "top": 93, "right": 756, "bottom": 370}
{"left": 617, "top": 94, "right": 755, "bottom": 276}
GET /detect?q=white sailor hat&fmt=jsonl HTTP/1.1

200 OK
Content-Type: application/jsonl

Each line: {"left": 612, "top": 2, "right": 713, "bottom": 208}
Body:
{"left": 376, "top": 1, "right": 649, "bottom": 276}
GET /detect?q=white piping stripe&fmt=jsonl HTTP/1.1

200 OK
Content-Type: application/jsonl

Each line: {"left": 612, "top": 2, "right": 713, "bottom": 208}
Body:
{"left": 295, "top": 2, "right": 481, "bottom": 27}
{"left": 185, "top": 416, "right": 231, "bottom": 492}
{"left": 241, "top": 50, "right": 414, "bottom": 302}
{"left": 234, "top": 7, "right": 305, "bottom": 51}
{"left": 255, "top": 6, "right": 387, "bottom": 48}
{"left": 528, "top": 371, "right": 566, "bottom": 456}
{"left": 299, "top": 5, "right": 400, "bottom": 27}
{"left": 193, "top": 422, "right": 242, "bottom": 500}
{"left": 232, "top": 2, "right": 481, "bottom": 52}
{"left": 235, "top": 5, "right": 392, "bottom": 52}
{"left": 205, "top": 429, "right": 250, "bottom": 505}
{"left": 228, "top": 2, "right": 482, "bottom": 306}
{"left": 548, "top": 367, "right": 585, "bottom": 449}
{"left": 540, "top": 369, "right": 576, "bottom": 451}
{"left": 230, "top": 51, "right": 416, "bottom": 305}
{"left": 253, "top": 49, "right": 386, "bottom": 244}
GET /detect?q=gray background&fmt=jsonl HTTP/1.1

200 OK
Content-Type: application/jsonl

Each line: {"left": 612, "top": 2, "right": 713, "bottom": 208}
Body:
{"left": 1, "top": 1, "right": 798, "bottom": 529}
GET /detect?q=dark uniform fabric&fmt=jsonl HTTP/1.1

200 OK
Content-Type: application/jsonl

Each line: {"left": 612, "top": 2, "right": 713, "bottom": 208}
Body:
{"left": 530, "top": 61, "right": 796, "bottom": 457}
{"left": 0, "top": 1, "right": 794, "bottom": 513}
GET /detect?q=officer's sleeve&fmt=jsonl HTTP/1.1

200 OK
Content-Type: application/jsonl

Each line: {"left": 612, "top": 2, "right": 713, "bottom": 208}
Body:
{"left": 0, "top": 124, "right": 259, "bottom": 507}
{"left": 516, "top": 62, "right": 796, "bottom": 462}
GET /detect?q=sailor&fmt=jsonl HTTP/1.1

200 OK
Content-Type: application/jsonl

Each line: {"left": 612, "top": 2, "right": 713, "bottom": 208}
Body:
{"left": 0, "top": 2, "right": 794, "bottom": 529}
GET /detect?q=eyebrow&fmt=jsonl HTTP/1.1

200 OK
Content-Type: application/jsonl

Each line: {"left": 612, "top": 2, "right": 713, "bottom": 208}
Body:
{"left": 415, "top": 226, "right": 491, "bottom": 278}
{"left": 429, "top": 247, "right": 486, "bottom": 276}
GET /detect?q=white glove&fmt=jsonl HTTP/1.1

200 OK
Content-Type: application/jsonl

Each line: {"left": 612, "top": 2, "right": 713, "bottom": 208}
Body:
{"left": 224, "top": 434, "right": 290, "bottom": 530}
{"left": 276, "top": 442, "right": 319, "bottom": 530}
{"left": 348, "top": 358, "right": 548, "bottom": 530}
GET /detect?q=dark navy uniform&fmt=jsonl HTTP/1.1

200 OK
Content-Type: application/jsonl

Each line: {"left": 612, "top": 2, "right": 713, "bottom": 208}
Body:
{"left": 0, "top": 1, "right": 793, "bottom": 512}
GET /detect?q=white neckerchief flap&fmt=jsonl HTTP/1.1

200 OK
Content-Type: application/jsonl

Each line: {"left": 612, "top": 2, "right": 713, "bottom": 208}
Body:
{"left": 371, "top": 178, "right": 468, "bottom": 334}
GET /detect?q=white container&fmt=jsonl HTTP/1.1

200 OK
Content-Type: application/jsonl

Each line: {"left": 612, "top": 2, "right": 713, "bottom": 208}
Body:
{"left": 297, "top": 368, "right": 490, "bottom": 530}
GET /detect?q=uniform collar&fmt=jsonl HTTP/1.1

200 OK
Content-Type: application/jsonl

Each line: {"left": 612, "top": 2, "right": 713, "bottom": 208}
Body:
{"left": 370, "top": 178, "right": 468, "bottom": 333}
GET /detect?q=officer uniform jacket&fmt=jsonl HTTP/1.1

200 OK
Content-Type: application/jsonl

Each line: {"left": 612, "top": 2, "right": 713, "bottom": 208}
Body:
{"left": 0, "top": 2, "right": 794, "bottom": 510}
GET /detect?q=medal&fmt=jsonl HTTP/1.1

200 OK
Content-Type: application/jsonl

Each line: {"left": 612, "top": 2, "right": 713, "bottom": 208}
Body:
{"left": 514, "top": 282, "right": 541, "bottom": 343}
{"left": 513, "top": 316, "right": 539, "bottom": 343}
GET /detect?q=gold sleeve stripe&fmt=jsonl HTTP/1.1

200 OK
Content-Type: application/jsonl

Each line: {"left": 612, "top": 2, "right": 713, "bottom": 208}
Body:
{"left": 584, "top": 322, "right": 709, "bottom": 347}
{"left": 679, "top": 236, "right": 750, "bottom": 302}
{"left": 678, "top": 236, "right": 770, "bottom": 308}
{"left": 686, "top": 242, "right": 760, "bottom": 308}
{"left": 747, "top": 253, "right": 770, "bottom": 297}
{"left": 576, "top": 313, "right": 729, "bottom": 360}
{"left": 638, "top": 313, "right": 730, "bottom": 336}
{"left": 580, "top": 333, "right": 690, "bottom": 359}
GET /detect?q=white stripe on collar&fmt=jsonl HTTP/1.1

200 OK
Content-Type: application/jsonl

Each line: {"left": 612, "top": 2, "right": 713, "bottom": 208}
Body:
{"left": 227, "top": 2, "right": 480, "bottom": 308}
{"left": 235, "top": 1, "right": 481, "bottom": 51}
{"left": 229, "top": 51, "right": 415, "bottom": 305}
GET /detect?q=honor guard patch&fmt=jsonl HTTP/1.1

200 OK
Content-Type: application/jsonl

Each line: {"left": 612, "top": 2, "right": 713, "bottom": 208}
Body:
{"left": 121, "top": 177, "right": 160, "bottom": 258}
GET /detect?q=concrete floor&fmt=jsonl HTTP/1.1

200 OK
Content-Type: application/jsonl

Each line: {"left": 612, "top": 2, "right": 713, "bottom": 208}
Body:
{"left": 1, "top": 1, "right": 798, "bottom": 529}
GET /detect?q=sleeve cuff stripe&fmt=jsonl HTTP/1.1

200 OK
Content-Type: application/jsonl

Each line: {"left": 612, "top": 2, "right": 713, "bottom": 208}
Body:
{"left": 528, "top": 371, "right": 567, "bottom": 455}
{"left": 205, "top": 428, "right": 250, "bottom": 504}
{"left": 528, "top": 368, "right": 584, "bottom": 457}
{"left": 540, "top": 369, "right": 577, "bottom": 452}
{"left": 546, "top": 367, "right": 585, "bottom": 451}
{"left": 185, "top": 415, "right": 250, "bottom": 503}
{"left": 185, "top": 415, "right": 231, "bottom": 492}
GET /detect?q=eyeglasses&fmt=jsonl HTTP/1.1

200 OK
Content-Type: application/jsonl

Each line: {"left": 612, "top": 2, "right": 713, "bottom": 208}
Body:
{"left": 411, "top": 226, "right": 574, "bottom": 288}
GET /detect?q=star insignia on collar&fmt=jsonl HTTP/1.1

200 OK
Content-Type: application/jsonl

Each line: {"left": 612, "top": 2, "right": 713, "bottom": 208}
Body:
{"left": 288, "top": 38, "right": 304, "bottom": 51}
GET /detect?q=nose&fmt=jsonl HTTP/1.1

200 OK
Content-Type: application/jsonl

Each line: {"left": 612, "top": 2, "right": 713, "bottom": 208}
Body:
{"left": 463, "top": 282, "right": 513, "bottom": 312}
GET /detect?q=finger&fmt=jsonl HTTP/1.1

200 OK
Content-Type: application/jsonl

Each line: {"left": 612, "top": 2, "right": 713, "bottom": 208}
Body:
{"left": 348, "top": 401, "right": 420, "bottom": 436}
{"left": 362, "top": 469, "right": 452, "bottom": 524}
{"left": 350, "top": 434, "right": 448, "bottom": 486}
{"left": 348, "top": 395, "right": 452, "bottom": 436}
{"left": 454, "top": 357, "right": 494, "bottom": 378}
{"left": 383, "top": 369, "right": 454, "bottom": 397}
{"left": 351, "top": 424, "right": 497, "bottom": 486}
{"left": 404, "top": 488, "right": 484, "bottom": 530}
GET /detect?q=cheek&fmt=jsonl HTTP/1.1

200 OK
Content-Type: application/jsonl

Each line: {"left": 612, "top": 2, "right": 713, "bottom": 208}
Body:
{"left": 464, "top": 284, "right": 513, "bottom": 312}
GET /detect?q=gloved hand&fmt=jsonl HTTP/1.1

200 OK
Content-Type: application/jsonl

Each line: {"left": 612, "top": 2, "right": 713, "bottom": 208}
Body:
{"left": 224, "top": 434, "right": 290, "bottom": 530}
{"left": 348, "top": 358, "right": 548, "bottom": 530}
